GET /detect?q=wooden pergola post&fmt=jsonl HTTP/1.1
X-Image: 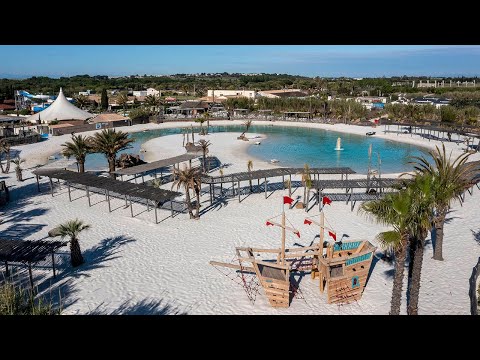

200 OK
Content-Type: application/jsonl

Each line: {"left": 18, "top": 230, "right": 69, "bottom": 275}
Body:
{"left": 146, "top": 198, "right": 150, "bottom": 212}
{"left": 238, "top": 181, "right": 241, "bottom": 202}
{"left": 49, "top": 177, "right": 54, "bottom": 196}
{"left": 36, "top": 175, "right": 40, "bottom": 192}
{"left": 264, "top": 177, "right": 267, "bottom": 198}
{"left": 51, "top": 252, "right": 56, "bottom": 278}
{"left": 28, "top": 262, "right": 34, "bottom": 291}
{"left": 209, "top": 183, "right": 213, "bottom": 205}
{"left": 68, "top": 182, "right": 72, "bottom": 202}
{"left": 86, "top": 186, "right": 91, "bottom": 207}
{"left": 107, "top": 190, "right": 111, "bottom": 212}
{"left": 4, "top": 261, "right": 9, "bottom": 276}
{"left": 154, "top": 202, "right": 158, "bottom": 223}
{"left": 282, "top": 175, "right": 285, "bottom": 189}
{"left": 170, "top": 201, "right": 174, "bottom": 218}
{"left": 232, "top": 180, "right": 235, "bottom": 197}
{"left": 130, "top": 196, "right": 134, "bottom": 217}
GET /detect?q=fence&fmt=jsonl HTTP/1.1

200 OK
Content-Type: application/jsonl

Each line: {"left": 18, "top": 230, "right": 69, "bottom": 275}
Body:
{"left": 1, "top": 133, "right": 41, "bottom": 146}
{"left": 469, "top": 256, "right": 480, "bottom": 315}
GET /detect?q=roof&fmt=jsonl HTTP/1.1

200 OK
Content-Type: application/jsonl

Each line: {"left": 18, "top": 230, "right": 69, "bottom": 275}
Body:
{"left": 0, "top": 239, "right": 67, "bottom": 263}
{"left": 91, "top": 113, "right": 130, "bottom": 123}
{"left": 179, "top": 101, "right": 209, "bottom": 110}
{"left": 0, "top": 104, "right": 16, "bottom": 110}
{"left": 114, "top": 153, "right": 200, "bottom": 176}
{"left": 48, "top": 123, "right": 76, "bottom": 129}
{"left": 32, "top": 168, "right": 181, "bottom": 204}
{"left": 26, "top": 88, "right": 93, "bottom": 123}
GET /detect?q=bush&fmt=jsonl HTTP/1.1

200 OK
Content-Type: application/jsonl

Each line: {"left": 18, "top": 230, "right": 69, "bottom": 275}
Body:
{"left": 0, "top": 281, "right": 60, "bottom": 315}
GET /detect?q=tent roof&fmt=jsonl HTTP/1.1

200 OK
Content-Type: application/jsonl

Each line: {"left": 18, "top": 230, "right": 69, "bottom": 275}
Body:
{"left": 26, "top": 88, "right": 93, "bottom": 123}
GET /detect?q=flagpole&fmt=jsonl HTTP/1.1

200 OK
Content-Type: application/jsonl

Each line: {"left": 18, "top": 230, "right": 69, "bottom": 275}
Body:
{"left": 319, "top": 211, "right": 324, "bottom": 257}
{"left": 281, "top": 210, "right": 286, "bottom": 265}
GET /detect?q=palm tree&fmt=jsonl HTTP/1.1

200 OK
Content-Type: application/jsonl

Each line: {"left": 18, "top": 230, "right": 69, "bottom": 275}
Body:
{"left": 74, "top": 94, "right": 89, "bottom": 110}
{"left": 11, "top": 157, "right": 25, "bottom": 181}
{"left": 145, "top": 94, "right": 161, "bottom": 114}
{"left": 172, "top": 165, "right": 200, "bottom": 219}
{"left": 90, "top": 129, "right": 134, "bottom": 177}
{"left": 0, "top": 139, "right": 11, "bottom": 174}
{"left": 360, "top": 189, "right": 416, "bottom": 315}
{"left": 117, "top": 92, "right": 129, "bottom": 116}
{"left": 408, "top": 143, "right": 476, "bottom": 261}
{"left": 57, "top": 219, "right": 91, "bottom": 267}
{"left": 194, "top": 117, "right": 206, "bottom": 135}
{"left": 61, "top": 134, "right": 92, "bottom": 173}
{"left": 247, "top": 160, "right": 254, "bottom": 192}
{"left": 198, "top": 140, "right": 211, "bottom": 173}
{"left": 203, "top": 111, "right": 210, "bottom": 134}
{"left": 404, "top": 174, "right": 435, "bottom": 315}
{"left": 240, "top": 119, "right": 253, "bottom": 139}
{"left": 193, "top": 176, "right": 202, "bottom": 219}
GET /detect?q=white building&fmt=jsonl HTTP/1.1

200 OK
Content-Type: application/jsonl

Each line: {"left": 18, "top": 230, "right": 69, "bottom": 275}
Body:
{"left": 147, "top": 88, "right": 160, "bottom": 96}
{"left": 132, "top": 90, "right": 147, "bottom": 97}
{"left": 78, "top": 90, "right": 92, "bottom": 96}
{"left": 207, "top": 89, "right": 257, "bottom": 99}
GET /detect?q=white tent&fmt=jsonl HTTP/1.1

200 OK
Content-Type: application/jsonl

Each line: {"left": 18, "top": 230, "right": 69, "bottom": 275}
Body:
{"left": 26, "top": 88, "right": 93, "bottom": 124}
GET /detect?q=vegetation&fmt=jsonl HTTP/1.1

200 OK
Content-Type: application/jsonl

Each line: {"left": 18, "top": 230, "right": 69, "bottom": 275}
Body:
{"left": 11, "top": 157, "right": 25, "bottom": 181}
{"left": 240, "top": 119, "right": 253, "bottom": 139}
{"left": 61, "top": 134, "right": 93, "bottom": 173}
{"left": 247, "top": 160, "right": 254, "bottom": 192}
{"left": 100, "top": 88, "right": 108, "bottom": 110}
{"left": 57, "top": 219, "right": 91, "bottom": 267}
{"left": 74, "top": 94, "right": 89, "bottom": 109}
{"left": 172, "top": 165, "right": 201, "bottom": 219}
{"left": 197, "top": 139, "right": 211, "bottom": 173}
{"left": 408, "top": 144, "right": 476, "bottom": 261}
{"left": 90, "top": 129, "right": 134, "bottom": 177}
{"left": 0, "top": 139, "right": 11, "bottom": 174}
{"left": 117, "top": 92, "right": 129, "bottom": 116}
{"left": 302, "top": 164, "right": 312, "bottom": 207}
{"left": 194, "top": 117, "right": 207, "bottom": 135}
{"left": 0, "top": 281, "right": 60, "bottom": 315}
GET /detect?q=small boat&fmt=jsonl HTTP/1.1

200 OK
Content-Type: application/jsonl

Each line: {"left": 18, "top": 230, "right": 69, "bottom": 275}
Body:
{"left": 254, "top": 141, "right": 261, "bottom": 145}
{"left": 143, "top": 129, "right": 149, "bottom": 132}
{"left": 366, "top": 131, "right": 376, "bottom": 136}
{"left": 270, "top": 159, "right": 279, "bottom": 163}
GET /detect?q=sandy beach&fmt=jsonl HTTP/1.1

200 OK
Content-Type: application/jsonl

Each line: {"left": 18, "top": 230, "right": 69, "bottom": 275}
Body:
{"left": 2, "top": 120, "right": 479, "bottom": 314}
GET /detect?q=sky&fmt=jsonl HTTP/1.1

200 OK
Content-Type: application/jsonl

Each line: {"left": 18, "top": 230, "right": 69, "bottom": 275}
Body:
{"left": 1, "top": 45, "right": 480, "bottom": 78}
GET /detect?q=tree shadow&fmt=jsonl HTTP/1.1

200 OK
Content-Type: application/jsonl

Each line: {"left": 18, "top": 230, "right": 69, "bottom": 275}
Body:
{"left": 87, "top": 298, "right": 187, "bottom": 315}
{"left": 0, "top": 223, "right": 47, "bottom": 240}
{"left": 472, "top": 229, "right": 480, "bottom": 245}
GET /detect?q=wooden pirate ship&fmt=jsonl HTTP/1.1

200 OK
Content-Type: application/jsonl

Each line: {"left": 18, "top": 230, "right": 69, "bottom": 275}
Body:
{"left": 210, "top": 196, "right": 376, "bottom": 308}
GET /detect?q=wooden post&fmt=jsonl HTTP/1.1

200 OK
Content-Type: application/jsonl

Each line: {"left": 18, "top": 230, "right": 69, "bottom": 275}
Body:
{"left": 51, "top": 252, "right": 56, "bottom": 278}
{"left": 170, "top": 201, "right": 174, "bottom": 218}
{"left": 209, "top": 183, "right": 213, "bottom": 205}
{"left": 146, "top": 198, "right": 150, "bottom": 212}
{"left": 142, "top": 174, "right": 145, "bottom": 184}
{"left": 107, "top": 190, "right": 111, "bottom": 212}
{"left": 49, "top": 177, "right": 54, "bottom": 196}
{"left": 4, "top": 261, "right": 9, "bottom": 276}
{"left": 68, "top": 183, "right": 71, "bottom": 201}
{"left": 264, "top": 177, "right": 267, "bottom": 198}
{"left": 232, "top": 181, "right": 235, "bottom": 197}
{"left": 238, "top": 181, "right": 241, "bottom": 202}
{"left": 125, "top": 195, "right": 128, "bottom": 207}
{"left": 282, "top": 175, "right": 285, "bottom": 189}
{"left": 319, "top": 211, "right": 325, "bottom": 257}
{"left": 86, "top": 186, "right": 91, "bottom": 206}
{"left": 36, "top": 175, "right": 40, "bottom": 192}
{"left": 155, "top": 203, "right": 158, "bottom": 224}
{"left": 28, "top": 262, "right": 34, "bottom": 291}
{"left": 130, "top": 196, "right": 134, "bottom": 217}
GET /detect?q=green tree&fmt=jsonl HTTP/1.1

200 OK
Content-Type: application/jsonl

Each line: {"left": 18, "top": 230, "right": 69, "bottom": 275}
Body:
{"left": 57, "top": 219, "right": 91, "bottom": 267}
{"left": 74, "top": 94, "right": 89, "bottom": 110}
{"left": 360, "top": 188, "right": 417, "bottom": 315}
{"left": 90, "top": 129, "right": 134, "bottom": 177}
{"left": 240, "top": 119, "right": 252, "bottom": 138}
{"left": 197, "top": 139, "right": 211, "bottom": 173}
{"left": 11, "top": 157, "right": 25, "bottom": 181}
{"left": 408, "top": 144, "right": 476, "bottom": 261}
{"left": 61, "top": 134, "right": 93, "bottom": 173}
{"left": 171, "top": 165, "right": 200, "bottom": 219}
{"left": 440, "top": 106, "right": 457, "bottom": 123}
{"left": 100, "top": 88, "right": 108, "bottom": 110}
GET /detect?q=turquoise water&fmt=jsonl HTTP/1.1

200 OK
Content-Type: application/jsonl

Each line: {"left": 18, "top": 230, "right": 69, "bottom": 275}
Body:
{"left": 74, "top": 125, "right": 428, "bottom": 174}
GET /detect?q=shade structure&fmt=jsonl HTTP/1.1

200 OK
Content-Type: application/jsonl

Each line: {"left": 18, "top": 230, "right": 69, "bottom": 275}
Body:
{"left": 26, "top": 88, "right": 93, "bottom": 123}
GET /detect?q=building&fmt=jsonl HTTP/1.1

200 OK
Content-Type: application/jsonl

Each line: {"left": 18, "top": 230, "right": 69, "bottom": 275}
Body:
{"left": 413, "top": 96, "right": 450, "bottom": 109}
{"left": 90, "top": 113, "right": 131, "bottom": 128}
{"left": 25, "top": 88, "right": 93, "bottom": 124}
{"left": 355, "top": 96, "right": 387, "bottom": 110}
{"left": 257, "top": 89, "right": 308, "bottom": 99}
{"left": 207, "top": 89, "right": 257, "bottom": 99}
{"left": 146, "top": 88, "right": 160, "bottom": 96}
{"left": 132, "top": 90, "right": 147, "bottom": 97}
{"left": 78, "top": 90, "right": 92, "bottom": 96}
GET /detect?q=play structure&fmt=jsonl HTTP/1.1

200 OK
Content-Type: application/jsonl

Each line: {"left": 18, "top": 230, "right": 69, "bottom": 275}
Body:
{"left": 210, "top": 196, "right": 376, "bottom": 308}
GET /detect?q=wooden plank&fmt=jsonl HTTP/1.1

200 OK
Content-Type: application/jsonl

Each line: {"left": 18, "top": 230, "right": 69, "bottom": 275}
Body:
{"left": 209, "top": 261, "right": 255, "bottom": 272}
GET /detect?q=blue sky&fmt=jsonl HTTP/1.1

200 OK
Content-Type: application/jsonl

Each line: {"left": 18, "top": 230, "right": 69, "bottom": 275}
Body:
{"left": 1, "top": 45, "right": 479, "bottom": 78}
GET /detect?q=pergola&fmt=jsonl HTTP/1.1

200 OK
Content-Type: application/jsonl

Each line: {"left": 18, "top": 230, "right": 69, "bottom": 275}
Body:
{"left": 0, "top": 239, "right": 67, "bottom": 290}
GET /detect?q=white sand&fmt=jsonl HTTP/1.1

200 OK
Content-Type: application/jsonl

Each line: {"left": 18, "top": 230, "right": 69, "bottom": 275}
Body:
{"left": 2, "top": 120, "right": 479, "bottom": 314}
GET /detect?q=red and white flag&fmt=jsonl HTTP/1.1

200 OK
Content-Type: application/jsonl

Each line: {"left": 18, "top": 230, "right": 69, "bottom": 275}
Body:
{"left": 304, "top": 219, "right": 312, "bottom": 225}
{"left": 328, "top": 231, "right": 337, "bottom": 241}
{"left": 283, "top": 196, "right": 294, "bottom": 205}
{"left": 266, "top": 221, "right": 274, "bottom": 226}
{"left": 322, "top": 196, "right": 332, "bottom": 205}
